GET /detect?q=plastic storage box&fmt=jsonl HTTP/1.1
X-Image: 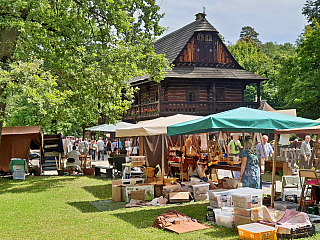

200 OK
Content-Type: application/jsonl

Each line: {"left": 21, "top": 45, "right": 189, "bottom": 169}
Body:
{"left": 190, "top": 183, "right": 210, "bottom": 201}
{"left": 209, "top": 189, "right": 232, "bottom": 207}
{"left": 273, "top": 201, "right": 299, "bottom": 211}
{"left": 122, "top": 178, "right": 145, "bottom": 186}
{"left": 237, "top": 223, "right": 277, "bottom": 240}
{"left": 13, "top": 169, "right": 25, "bottom": 180}
{"left": 231, "top": 188, "right": 263, "bottom": 209}
{"left": 234, "top": 214, "right": 253, "bottom": 227}
{"left": 215, "top": 211, "right": 234, "bottom": 228}
{"left": 282, "top": 189, "right": 301, "bottom": 203}
{"left": 233, "top": 207, "right": 252, "bottom": 218}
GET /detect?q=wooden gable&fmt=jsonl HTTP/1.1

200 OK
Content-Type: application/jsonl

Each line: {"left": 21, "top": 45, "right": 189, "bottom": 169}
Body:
{"left": 174, "top": 32, "right": 240, "bottom": 68}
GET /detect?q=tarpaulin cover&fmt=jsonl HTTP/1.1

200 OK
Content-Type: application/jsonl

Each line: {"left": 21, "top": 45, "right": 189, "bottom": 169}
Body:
{"left": 87, "top": 122, "right": 133, "bottom": 132}
{"left": 116, "top": 114, "right": 201, "bottom": 137}
{"left": 167, "top": 107, "right": 320, "bottom": 136}
{"left": 0, "top": 126, "right": 42, "bottom": 172}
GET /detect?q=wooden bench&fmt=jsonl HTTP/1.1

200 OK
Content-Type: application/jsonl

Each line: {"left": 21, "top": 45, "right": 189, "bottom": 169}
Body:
{"left": 93, "top": 166, "right": 113, "bottom": 178}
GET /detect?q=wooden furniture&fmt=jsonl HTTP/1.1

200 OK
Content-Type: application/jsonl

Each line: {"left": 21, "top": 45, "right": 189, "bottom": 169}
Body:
{"left": 80, "top": 155, "right": 92, "bottom": 169}
{"left": 94, "top": 166, "right": 113, "bottom": 178}
{"left": 209, "top": 164, "right": 241, "bottom": 180}
{"left": 299, "top": 169, "right": 320, "bottom": 212}
{"left": 265, "top": 160, "right": 291, "bottom": 176}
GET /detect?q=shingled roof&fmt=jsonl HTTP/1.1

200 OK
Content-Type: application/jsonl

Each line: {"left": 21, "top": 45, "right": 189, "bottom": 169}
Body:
{"left": 129, "top": 66, "right": 267, "bottom": 84}
{"left": 154, "top": 13, "right": 218, "bottom": 65}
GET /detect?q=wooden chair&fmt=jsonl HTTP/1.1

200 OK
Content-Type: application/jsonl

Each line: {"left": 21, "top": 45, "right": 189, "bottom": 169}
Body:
{"left": 299, "top": 169, "right": 320, "bottom": 211}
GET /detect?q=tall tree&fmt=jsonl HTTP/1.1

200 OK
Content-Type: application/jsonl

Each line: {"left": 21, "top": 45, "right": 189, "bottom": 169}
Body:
{"left": 302, "top": 0, "right": 320, "bottom": 26}
{"left": 277, "top": 22, "right": 320, "bottom": 119}
{"left": 239, "top": 26, "right": 261, "bottom": 44}
{"left": 0, "top": 0, "right": 168, "bottom": 138}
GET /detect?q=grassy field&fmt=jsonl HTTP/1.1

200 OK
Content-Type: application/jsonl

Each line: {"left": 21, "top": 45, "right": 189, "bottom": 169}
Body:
{"left": 0, "top": 176, "right": 318, "bottom": 240}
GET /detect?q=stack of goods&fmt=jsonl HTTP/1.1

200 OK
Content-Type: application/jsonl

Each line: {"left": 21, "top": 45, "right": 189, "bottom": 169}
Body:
{"left": 162, "top": 184, "right": 189, "bottom": 203}
{"left": 189, "top": 183, "right": 210, "bottom": 201}
{"left": 208, "top": 189, "right": 232, "bottom": 208}
{"left": 231, "top": 188, "right": 263, "bottom": 227}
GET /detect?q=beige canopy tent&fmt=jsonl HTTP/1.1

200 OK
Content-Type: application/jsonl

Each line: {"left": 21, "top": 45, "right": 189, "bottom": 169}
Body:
{"left": 116, "top": 114, "right": 202, "bottom": 173}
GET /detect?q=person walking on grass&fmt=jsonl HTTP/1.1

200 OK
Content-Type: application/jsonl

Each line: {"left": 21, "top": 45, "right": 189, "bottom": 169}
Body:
{"left": 97, "top": 137, "right": 105, "bottom": 161}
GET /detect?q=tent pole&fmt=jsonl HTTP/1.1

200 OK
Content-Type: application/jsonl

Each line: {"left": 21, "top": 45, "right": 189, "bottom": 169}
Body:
{"left": 162, "top": 134, "right": 165, "bottom": 175}
{"left": 271, "top": 133, "right": 278, "bottom": 207}
{"left": 311, "top": 134, "right": 319, "bottom": 162}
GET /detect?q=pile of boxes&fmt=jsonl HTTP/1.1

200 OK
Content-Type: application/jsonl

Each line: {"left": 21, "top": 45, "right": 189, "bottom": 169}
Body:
{"left": 112, "top": 178, "right": 163, "bottom": 202}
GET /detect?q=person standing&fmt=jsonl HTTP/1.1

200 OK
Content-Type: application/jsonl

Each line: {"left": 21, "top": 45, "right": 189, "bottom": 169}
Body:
{"left": 92, "top": 140, "right": 97, "bottom": 161}
{"left": 228, "top": 134, "right": 242, "bottom": 157}
{"left": 240, "top": 137, "right": 261, "bottom": 189}
{"left": 256, "top": 135, "right": 274, "bottom": 173}
{"left": 112, "top": 139, "right": 118, "bottom": 152}
{"left": 97, "top": 137, "right": 105, "bottom": 161}
{"left": 300, "top": 135, "right": 312, "bottom": 169}
{"left": 106, "top": 139, "right": 112, "bottom": 156}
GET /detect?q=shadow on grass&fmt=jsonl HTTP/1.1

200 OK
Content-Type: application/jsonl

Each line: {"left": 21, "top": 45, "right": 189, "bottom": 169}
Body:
{"left": 112, "top": 202, "right": 209, "bottom": 229}
{"left": 83, "top": 184, "right": 112, "bottom": 199}
{"left": 0, "top": 176, "right": 77, "bottom": 195}
{"left": 68, "top": 201, "right": 101, "bottom": 213}
{"left": 204, "top": 226, "right": 238, "bottom": 239}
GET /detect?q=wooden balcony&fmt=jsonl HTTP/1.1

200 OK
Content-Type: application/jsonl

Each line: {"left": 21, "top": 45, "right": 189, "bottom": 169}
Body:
{"left": 122, "top": 101, "right": 259, "bottom": 122}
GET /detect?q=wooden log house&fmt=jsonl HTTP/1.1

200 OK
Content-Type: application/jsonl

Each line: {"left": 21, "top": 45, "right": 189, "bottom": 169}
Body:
{"left": 123, "top": 13, "right": 267, "bottom": 122}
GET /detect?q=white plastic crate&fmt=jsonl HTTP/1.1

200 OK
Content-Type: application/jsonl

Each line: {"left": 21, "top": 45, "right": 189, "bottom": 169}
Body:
{"left": 282, "top": 189, "right": 301, "bottom": 202}
{"left": 13, "top": 169, "right": 25, "bottom": 180}
{"left": 210, "top": 195, "right": 232, "bottom": 207}
{"left": 273, "top": 201, "right": 299, "bottom": 211}
{"left": 231, "top": 188, "right": 263, "bottom": 209}
{"left": 215, "top": 211, "right": 234, "bottom": 228}
{"left": 190, "top": 183, "right": 210, "bottom": 201}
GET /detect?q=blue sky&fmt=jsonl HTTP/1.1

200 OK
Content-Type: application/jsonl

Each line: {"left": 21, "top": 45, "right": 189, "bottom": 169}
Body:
{"left": 156, "top": 0, "right": 308, "bottom": 44}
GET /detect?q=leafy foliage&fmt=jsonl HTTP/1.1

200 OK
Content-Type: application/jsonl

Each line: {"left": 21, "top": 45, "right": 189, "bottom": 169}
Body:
{"left": 239, "top": 26, "right": 261, "bottom": 44}
{"left": 277, "top": 22, "right": 320, "bottom": 119}
{"left": 0, "top": 0, "right": 169, "bottom": 135}
{"left": 302, "top": 0, "right": 320, "bottom": 26}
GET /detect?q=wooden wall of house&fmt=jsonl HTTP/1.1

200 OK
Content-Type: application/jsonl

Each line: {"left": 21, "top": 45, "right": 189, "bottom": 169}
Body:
{"left": 174, "top": 32, "right": 239, "bottom": 66}
{"left": 159, "top": 78, "right": 243, "bottom": 102}
{"left": 136, "top": 81, "right": 159, "bottom": 104}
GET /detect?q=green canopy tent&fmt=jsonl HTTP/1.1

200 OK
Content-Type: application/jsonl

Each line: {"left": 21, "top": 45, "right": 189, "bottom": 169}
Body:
{"left": 167, "top": 107, "right": 320, "bottom": 206}
{"left": 167, "top": 107, "right": 320, "bottom": 136}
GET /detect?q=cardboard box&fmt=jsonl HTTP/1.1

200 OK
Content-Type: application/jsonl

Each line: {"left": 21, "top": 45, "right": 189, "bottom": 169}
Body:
{"left": 155, "top": 185, "right": 164, "bottom": 198}
{"left": 130, "top": 190, "right": 145, "bottom": 201}
{"left": 125, "top": 184, "right": 154, "bottom": 202}
{"left": 167, "top": 192, "right": 190, "bottom": 203}
{"left": 112, "top": 185, "right": 125, "bottom": 202}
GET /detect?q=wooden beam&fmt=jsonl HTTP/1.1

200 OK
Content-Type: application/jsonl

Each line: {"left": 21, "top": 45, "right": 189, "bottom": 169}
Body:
{"left": 271, "top": 133, "right": 278, "bottom": 207}
{"left": 311, "top": 134, "right": 320, "bottom": 161}
{"left": 257, "top": 81, "right": 261, "bottom": 107}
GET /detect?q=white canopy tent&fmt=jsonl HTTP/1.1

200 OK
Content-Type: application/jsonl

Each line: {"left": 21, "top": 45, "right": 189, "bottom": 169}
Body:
{"left": 116, "top": 114, "right": 202, "bottom": 173}
{"left": 87, "top": 121, "right": 134, "bottom": 132}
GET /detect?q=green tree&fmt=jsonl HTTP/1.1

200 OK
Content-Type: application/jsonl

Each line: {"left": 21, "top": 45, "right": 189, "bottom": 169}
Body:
{"left": 302, "top": 0, "right": 320, "bottom": 26}
{"left": 239, "top": 26, "right": 261, "bottom": 44}
{"left": 0, "top": 0, "right": 168, "bottom": 139}
{"left": 277, "top": 22, "right": 320, "bottom": 119}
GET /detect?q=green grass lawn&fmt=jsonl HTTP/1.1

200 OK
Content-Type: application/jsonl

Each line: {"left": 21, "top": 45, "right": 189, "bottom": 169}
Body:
{"left": 0, "top": 176, "right": 318, "bottom": 240}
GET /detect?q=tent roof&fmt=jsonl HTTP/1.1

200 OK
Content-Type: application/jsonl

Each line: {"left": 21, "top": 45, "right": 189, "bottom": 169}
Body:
{"left": 116, "top": 114, "right": 202, "bottom": 137}
{"left": 274, "top": 125, "right": 320, "bottom": 135}
{"left": 258, "top": 102, "right": 275, "bottom": 111}
{"left": 2, "top": 126, "right": 42, "bottom": 135}
{"left": 87, "top": 122, "right": 134, "bottom": 132}
{"left": 167, "top": 107, "right": 320, "bottom": 136}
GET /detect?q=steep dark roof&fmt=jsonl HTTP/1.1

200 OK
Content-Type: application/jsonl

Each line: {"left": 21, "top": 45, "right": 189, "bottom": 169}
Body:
{"left": 154, "top": 17, "right": 218, "bottom": 64}
{"left": 128, "top": 66, "right": 267, "bottom": 84}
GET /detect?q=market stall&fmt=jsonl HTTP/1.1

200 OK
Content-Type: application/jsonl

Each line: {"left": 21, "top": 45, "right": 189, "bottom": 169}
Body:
{"left": 0, "top": 126, "right": 42, "bottom": 173}
{"left": 167, "top": 107, "right": 320, "bottom": 205}
{"left": 274, "top": 125, "right": 320, "bottom": 208}
{"left": 115, "top": 114, "right": 201, "bottom": 173}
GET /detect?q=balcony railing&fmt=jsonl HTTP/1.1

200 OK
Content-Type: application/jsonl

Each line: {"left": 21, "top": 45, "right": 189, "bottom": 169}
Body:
{"left": 161, "top": 101, "right": 259, "bottom": 115}
{"left": 123, "top": 101, "right": 259, "bottom": 121}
